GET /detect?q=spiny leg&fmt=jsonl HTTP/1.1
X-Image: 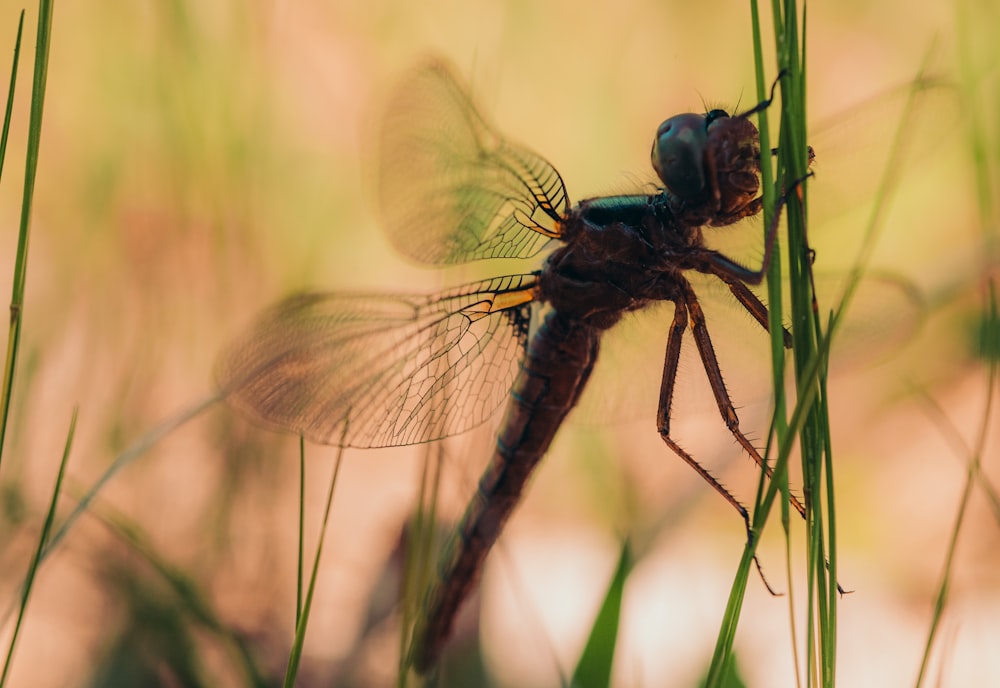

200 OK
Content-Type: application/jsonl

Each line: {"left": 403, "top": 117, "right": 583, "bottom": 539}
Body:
{"left": 656, "top": 297, "right": 754, "bottom": 537}
{"left": 718, "top": 275, "right": 793, "bottom": 348}
{"left": 656, "top": 296, "right": 780, "bottom": 591}
{"left": 697, "top": 270, "right": 848, "bottom": 594}
{"left": 703, "top": 171, "right": 814, "bottom": 287}
{"left": 680, "top": 279, "right": 807, "bottom": 520}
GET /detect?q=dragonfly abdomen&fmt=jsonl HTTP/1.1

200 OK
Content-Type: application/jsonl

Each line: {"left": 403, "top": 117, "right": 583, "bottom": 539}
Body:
{"left": 410, "top": 311, "right": 599, "bottom": 673}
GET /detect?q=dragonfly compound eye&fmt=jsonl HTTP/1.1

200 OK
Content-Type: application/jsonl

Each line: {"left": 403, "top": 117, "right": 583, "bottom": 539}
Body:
{"left": 651, "top": 113, "right": 709, "bottom": 198}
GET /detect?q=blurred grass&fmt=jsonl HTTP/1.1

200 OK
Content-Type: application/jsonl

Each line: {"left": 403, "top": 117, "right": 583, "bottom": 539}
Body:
{"left": 0, "top": 1, "right": 995, "bottom": 687}
{"left": 917, "top": 285, "right": 998, "bottom": 687}
{"left": 914, "top": 0, "right": 1000, "bottom": 679}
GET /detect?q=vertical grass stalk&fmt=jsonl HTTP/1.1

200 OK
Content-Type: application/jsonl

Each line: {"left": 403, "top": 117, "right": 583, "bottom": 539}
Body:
{"left": 709, "top": 0, "right": 839, "bottom": 685}
{"left": 283, "top": 426, "right": 346, "bottom": 687}
{"left": 0, "top": 0, "right": 53, "bottom": 470}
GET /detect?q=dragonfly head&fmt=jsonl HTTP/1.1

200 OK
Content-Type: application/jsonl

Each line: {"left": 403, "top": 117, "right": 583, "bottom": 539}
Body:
{"left": 651, "top": 110, "right": 762, "bottom": 223}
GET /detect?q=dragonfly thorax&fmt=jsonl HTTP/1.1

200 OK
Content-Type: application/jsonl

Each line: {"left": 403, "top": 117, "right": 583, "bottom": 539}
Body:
{"left": 538, "top": 198, "right": 698, "bottom": 328}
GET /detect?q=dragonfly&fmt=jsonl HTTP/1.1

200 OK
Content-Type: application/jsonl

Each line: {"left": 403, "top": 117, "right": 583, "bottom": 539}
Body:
{"left": 217, "top": 60, "right": 812, "bottom": 674}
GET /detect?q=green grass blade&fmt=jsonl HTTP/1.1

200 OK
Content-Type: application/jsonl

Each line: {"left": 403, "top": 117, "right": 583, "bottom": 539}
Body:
{"left": 706, "top": 0, "right": 806, "bottom": 682}
{"left": 705, "top": 544, "right": 753, "bottom": 687}
{"left": 0, "top": 408, "right": 75, "bottom": 688}
{"left": 711, "top": 1, "right": 844, "bottom": 685}
{"left": 283, "top": 426, "right": 346, "bottom": 687}
{"left": 297, "top": 434, "right": 306, "bottom": 624}
{"left": 570, "top": 540, "right": 632, "bottom": 688}
{"left": 0, "top": 0, "right": 54, "bottom": 470}
{"left": 0, "top": 10, "right": 24, "bottom": 184}
{"left": 699, "top": 653, "right": 749, "bottom": 688}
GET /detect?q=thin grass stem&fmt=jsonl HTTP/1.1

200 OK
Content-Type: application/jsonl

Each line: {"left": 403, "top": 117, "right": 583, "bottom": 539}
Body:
{"left": 0, "top": 409, "right": 75, "bottom": 687}
{"left": 284, "top": 422, "right": 347, "bottom": 687}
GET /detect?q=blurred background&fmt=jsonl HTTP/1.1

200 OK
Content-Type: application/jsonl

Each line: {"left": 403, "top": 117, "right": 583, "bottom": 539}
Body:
{"left": 0, "top": 1, "right": 997, "bottom": 686}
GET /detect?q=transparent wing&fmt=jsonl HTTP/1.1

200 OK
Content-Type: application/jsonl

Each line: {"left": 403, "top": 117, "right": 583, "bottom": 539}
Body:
{"left": 806, "top": 74, "right": 958, "bottom": 226}
{"left": 216, "top": 275, "right": 537, "bottom": 448}
{"left": 376, "top": 60, "right": 569, "bottom": 264}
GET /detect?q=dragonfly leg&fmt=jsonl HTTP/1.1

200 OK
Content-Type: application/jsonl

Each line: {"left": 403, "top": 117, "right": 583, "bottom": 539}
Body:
{"left": 704, "top": 192, "right": 787, "bottom": 285}
{"left": 702, "top": 171, "right": 812, "bottom": 286}
{"left": 681, "top": 281, "right": 808, "bottom": 520}
{"left": 717, "top": 275, "right": 793, "bottom": 348}
{"left": 656, "top": 293, "right": 785, "bottom": 593}
{"left": 656, "top": 295, "right": 753, "bottom": 539}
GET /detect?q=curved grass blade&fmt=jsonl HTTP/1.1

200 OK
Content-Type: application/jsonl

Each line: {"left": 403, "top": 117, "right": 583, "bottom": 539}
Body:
{"left": 0, "top": 395, "right": 220, "bottom": 626}
{"left": 914, "top": 286, "right": 998, "bottom": 687}
{"left": 570, "top": 540, "right": 633, "bottom": 688}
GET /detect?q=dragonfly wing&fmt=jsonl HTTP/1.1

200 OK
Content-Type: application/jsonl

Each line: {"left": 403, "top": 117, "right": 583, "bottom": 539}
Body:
{"left": 377, "top": 61, "right": 569, "bottom": 264}
{"left": 806, "top": 74, "right": 958, "bottom": 225}
{"left": 217, "top": 275, "right": 537, "bottom": 448}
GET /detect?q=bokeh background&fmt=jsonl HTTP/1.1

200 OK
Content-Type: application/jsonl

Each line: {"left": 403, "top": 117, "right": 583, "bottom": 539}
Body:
{"left": 0, "top": 1, "right": 997, "bottom": 686}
